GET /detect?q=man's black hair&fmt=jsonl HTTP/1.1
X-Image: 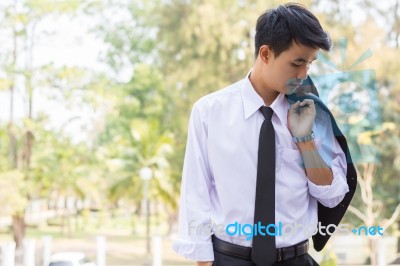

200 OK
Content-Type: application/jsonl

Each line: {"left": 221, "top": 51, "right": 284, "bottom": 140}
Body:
{"left": 255, "top": 3, "right": 331, "bottom": 59}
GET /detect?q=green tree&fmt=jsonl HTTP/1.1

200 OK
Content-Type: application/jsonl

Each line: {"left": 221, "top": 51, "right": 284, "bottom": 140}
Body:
{"left": 93, "top": 63, "right": 176, "bottom": 232}
{"left": 0, "top": 0, "right": 87, "bottom": 247}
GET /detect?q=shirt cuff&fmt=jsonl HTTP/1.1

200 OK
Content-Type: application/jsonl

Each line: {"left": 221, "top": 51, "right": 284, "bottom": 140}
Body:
{"left": 172, "top": 238, "right": 214, "bottom": 262}
{"left": 307, "top": 164, "right": 350, "bottom": 208}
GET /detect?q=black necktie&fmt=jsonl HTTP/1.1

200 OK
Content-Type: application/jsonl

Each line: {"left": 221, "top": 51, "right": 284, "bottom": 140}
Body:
{"left": 251, "top": 106, "right": 276, "bottom": 265}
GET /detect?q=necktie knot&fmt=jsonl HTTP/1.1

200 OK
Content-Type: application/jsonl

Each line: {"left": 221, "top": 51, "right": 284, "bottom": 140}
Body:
{"left": 260, "top": 106, "right": 273, "bottom": 120}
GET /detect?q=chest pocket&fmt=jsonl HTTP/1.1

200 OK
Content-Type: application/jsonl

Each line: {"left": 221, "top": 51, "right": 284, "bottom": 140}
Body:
{"left": 280, "top": 148, "right": 308, "bottom": 189}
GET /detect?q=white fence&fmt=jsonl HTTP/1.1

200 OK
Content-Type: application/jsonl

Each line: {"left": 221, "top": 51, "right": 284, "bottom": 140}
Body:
{"left": 0, "top": 235, "right": 164, "bottom": 266}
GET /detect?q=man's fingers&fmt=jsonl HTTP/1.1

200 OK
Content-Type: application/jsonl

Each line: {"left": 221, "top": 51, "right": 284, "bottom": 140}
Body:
{"left": 290, "top": 101, "right": 301, "bottom": 108}
{"left": 300, "top": 99, "right": 314, "bottom": 106}
{"left": 291, "top": 100, "right": 314, "bottom": 108}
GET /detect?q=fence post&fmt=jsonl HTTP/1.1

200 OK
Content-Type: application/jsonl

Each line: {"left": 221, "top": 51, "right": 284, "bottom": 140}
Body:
{"left": 42, "top": 236, "right": 52, "bottom": 266}
{"left": 377, "top": 237, "right": 387, "bottom": 266}
{"left": 1, "top": 242, "right": 16, "bottom": 266}
{"left": 152, "top": 236, "right": 162, "bottom": 266}
{"left": 23, "top": 239, "right": 35, "bottom": 266}
{"left": 96, "top": 236, "right": 106, "bottom": 266}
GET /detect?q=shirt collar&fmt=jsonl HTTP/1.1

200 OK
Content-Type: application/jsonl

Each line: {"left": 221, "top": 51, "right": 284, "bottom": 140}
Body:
{"left": 240, "top": 69, "right": 288, "bottom": 124}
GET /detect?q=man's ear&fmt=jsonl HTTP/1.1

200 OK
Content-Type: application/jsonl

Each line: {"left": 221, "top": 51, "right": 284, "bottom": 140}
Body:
{"left": 259, "top": 45, "right": 272, "bottom": 64}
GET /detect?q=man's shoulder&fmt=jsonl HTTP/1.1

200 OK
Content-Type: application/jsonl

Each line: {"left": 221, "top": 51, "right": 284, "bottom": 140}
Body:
{"left": 194, "top": 79, "right": 243, "bottom": 111}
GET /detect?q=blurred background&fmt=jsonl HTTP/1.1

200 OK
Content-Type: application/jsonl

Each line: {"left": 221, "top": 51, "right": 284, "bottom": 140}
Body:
{"left": 0, "top": 0, "right": 399, "bottom": 265}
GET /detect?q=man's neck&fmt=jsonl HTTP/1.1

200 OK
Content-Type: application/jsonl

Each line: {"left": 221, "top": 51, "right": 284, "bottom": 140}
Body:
{"left": 248, "top": 68, "right": 279, "bottom": 106}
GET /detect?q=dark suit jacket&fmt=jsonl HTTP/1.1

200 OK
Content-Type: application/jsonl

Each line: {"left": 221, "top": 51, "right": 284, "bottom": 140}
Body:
{"left": 286, "top": 76, "right": 357, "bottom": 251}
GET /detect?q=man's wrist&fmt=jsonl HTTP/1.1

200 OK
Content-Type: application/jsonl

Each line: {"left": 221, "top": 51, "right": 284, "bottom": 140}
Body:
{"left": 196, "top": 262, "right": 213, "bottom": 266}
{"left": 292, "top": 130, "right": 315, "bottom": 143}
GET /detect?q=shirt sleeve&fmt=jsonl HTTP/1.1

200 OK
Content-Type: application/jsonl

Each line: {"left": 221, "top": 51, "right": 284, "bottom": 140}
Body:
{"left": 307, "top": 112, "right": 350, "bottom": 208}
{"left": 172, "top": 101, "right": 215, "bottom": 262}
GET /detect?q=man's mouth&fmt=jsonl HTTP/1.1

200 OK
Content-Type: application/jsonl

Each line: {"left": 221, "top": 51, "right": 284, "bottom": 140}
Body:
{"left": 285, "top": 81, "right": 303, "bottom": 95}
{"left": 290, "top": 83, "right": 302, "bottom": 88}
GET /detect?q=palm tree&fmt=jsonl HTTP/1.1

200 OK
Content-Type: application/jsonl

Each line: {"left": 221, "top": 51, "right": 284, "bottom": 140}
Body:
{"left": 108, "top": 117, "right": 175, "bottom": 212}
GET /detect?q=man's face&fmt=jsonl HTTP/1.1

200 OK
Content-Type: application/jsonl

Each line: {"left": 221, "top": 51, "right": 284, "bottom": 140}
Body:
{"left": 262, "top": 42, "right": 319, "bottom": 95}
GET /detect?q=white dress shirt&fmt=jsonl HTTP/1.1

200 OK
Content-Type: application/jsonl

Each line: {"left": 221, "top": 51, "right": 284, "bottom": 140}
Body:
{"left": 173, "top": 70, "right": 350, "bottom": 262}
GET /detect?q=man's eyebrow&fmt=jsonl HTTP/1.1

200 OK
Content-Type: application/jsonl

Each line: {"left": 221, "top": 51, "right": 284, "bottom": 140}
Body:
{"left": 293, "top": 56, "right": 318, "bottom": 63}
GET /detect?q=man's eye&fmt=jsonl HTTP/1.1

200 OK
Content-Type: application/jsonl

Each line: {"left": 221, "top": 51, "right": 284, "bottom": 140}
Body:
{"left": 291, "top": 63, "right": 302, "bottom": 67}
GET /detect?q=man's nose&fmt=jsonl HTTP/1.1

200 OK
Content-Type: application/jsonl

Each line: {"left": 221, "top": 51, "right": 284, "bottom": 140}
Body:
{"left": 296, "top": 65, "right": 309, "bottom": 80}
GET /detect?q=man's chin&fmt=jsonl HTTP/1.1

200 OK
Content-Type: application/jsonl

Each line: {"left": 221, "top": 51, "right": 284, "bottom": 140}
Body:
{"left": 285, "top": 88, "right": 297, "bottom": 95}
{"left": 285, "top": 84, "right": 301, "bottom": 95}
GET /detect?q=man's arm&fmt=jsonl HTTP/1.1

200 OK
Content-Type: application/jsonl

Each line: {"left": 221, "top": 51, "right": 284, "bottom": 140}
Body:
{"left": 288, "top": 99, "right": 349, "bottom": 207}
{"left": 298, "top": 133, "right": 349, "bottom": 208}
{"left": 172, "top": 102, "right": 215, "bottom": 262}
{"left": 297, "top": 139, "right": 333, "bottom": 185}
{"left": 197, "top": 262, "right": 213, "bottom": 266}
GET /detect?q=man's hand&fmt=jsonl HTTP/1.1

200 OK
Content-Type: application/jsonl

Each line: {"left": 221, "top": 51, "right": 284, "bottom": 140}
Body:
{"left": 196, "top": 262, "right": 212, "bottom": 266}
{"left": 288, "top": 99, "right": 316, "bottom": 137}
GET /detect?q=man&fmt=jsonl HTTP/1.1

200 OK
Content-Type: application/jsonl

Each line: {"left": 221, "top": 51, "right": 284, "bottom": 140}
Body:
{"left": 173, "top": 3, "right": 356, "bottom": 265}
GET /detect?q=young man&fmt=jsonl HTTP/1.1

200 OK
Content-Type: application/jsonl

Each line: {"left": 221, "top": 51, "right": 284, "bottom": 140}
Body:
{"left": 173, "top": 3, "right": 356, "bottom": 266}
